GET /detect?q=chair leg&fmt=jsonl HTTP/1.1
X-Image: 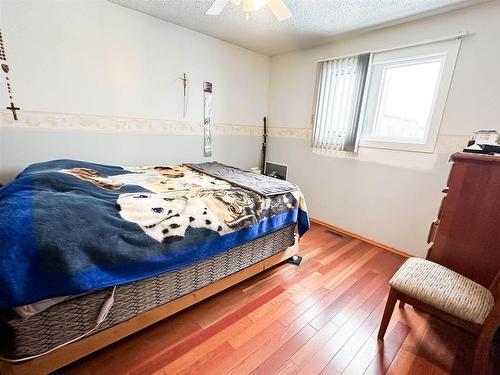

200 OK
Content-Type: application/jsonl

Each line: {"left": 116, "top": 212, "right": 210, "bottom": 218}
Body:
{"left": 472, "top": 321, "right": 497, "bottom": 375}
{"left": 378, "top": 287, "right": 399, "bottom": 340}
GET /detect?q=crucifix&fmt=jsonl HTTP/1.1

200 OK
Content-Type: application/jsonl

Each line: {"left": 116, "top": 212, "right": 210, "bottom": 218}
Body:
{"left": 6, "top": 102, "right": 19, "bottom": 120}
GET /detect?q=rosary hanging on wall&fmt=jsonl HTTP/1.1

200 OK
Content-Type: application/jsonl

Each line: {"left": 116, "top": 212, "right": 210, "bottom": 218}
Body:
{"left": 0, "top": 29, "right": 20, "bottom": 120}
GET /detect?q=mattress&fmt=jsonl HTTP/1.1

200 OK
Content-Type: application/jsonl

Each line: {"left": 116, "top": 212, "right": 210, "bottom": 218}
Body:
{"left": 0, "top": 224, "right": 295, "bottom": 359}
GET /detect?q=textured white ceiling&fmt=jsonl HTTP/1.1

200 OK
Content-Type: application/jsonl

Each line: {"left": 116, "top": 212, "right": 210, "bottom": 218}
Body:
{"left": 109, "top": 0, "right": 482, "bottom": 55}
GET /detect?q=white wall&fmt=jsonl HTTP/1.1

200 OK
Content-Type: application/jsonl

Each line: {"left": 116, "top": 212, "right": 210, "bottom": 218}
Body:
{"left": 268, "top": 1, "right": 500, "bottom": 256}
{"left": 0, "top": 0, "right": 270, "bottom": 181}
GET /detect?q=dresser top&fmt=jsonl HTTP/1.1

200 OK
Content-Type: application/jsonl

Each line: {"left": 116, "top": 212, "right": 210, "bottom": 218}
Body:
{"left": 451, "top": 152, "right": 500, "bottom": 164}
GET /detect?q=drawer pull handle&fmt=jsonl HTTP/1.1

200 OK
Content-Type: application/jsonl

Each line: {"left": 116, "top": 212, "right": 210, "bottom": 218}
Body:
{"left": 427, "top": 219, "right": 440, "bottom": 244}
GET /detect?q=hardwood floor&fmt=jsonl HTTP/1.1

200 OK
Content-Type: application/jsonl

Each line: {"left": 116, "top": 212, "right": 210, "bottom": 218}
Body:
{"left": 59, "top": 223, "right": 489, "bottom": 375}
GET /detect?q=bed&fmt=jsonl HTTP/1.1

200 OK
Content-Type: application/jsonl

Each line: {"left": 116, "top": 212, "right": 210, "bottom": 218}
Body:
{"left": 0, "top": 160, "right": 309, "bottom": 375}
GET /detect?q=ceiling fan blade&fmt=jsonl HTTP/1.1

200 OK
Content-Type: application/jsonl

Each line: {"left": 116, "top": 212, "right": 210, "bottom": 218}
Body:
{"left": 267, "top": 0, "right": 291, "bottom": 21}
{"left": 206, "top": 0, "right": 230, "bottom": 15}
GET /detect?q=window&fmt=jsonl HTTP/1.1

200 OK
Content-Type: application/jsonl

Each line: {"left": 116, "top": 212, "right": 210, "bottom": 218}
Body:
{"left": 372, "top": 59, "right": 443, "bottom": 140}
{"left": 312, "top": 38, "right": 461, "bottom": 153}
{"left": 360, "top": 40, "right": 460, "bottom": 152}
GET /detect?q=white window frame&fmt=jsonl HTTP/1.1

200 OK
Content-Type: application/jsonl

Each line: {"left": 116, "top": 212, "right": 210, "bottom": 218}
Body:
{"left": 359, "top": 39, "right": 461, "bottom": 153}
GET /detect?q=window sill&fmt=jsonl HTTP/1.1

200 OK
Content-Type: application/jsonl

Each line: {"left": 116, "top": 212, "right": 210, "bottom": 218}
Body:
{"left": 359, "top": 139, "right": 436, "bottom": 153}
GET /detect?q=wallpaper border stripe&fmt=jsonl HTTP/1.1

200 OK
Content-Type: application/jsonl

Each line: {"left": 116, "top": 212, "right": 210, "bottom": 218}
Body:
{"left": 0, "top": 110, "right": 312, "bottom": 139}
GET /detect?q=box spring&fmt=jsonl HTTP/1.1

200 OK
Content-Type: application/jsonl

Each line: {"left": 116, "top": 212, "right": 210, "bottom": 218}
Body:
{"left": 0, "top": 224, "right": 295, "bottom": 359}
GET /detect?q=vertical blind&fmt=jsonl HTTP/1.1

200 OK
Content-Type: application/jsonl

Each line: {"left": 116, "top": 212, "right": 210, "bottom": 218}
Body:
{"left": 312, "top": 53, "right": 370, "bottom": 152}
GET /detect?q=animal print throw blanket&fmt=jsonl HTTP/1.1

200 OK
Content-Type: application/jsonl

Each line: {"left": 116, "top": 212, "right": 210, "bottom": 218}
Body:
{"left": 0, "top": 159, "right": 309, "bottom": 309}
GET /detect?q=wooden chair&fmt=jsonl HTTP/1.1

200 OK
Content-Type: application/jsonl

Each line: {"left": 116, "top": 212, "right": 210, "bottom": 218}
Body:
{"left": 378, "top": 257, "right": 500, "bottom": 375}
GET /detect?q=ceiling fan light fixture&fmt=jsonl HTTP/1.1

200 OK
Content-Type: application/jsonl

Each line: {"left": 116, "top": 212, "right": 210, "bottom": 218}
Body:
{"left": 242, "top": 0, "right": 268, "bottom": 12}
{"left": 207, "top": 0, "right": 291, "bottom": 21}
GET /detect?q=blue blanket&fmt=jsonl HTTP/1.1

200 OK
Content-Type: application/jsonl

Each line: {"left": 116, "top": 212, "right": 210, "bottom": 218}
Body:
{"left": 0, "top": 160, "right": 309, "bottom": 309}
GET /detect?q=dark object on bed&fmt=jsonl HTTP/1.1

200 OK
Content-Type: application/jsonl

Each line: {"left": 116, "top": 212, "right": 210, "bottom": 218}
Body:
{"left": 185, "top": 161, "right": 298, "bottom": 197}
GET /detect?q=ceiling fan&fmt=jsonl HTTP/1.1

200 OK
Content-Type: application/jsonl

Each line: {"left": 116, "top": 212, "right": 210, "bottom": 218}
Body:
{"left": 206, "top": 0, "right": 292, "bottom": 21}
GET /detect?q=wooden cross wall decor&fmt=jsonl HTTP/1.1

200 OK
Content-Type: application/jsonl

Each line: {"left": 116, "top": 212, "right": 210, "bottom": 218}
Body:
{"left": 0, "top": 29, "right": 20, "bottom": 120}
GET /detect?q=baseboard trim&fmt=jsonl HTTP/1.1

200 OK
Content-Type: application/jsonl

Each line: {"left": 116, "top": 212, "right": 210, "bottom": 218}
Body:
{"left": 310, "top": 218, "right": 411, "bottom": 259}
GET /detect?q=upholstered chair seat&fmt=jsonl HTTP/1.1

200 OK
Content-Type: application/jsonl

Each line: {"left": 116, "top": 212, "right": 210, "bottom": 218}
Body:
{"left": 389, "top": 257, "right": 494, "bottom": 325}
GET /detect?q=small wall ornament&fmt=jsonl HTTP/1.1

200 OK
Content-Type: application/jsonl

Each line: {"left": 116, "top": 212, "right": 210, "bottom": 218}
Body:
{"left": 0, "top": 29, "right": 20, "bottom": 120}
{"left": 203, "top": 81, "right": 213, "bottom": 157}
{"left": 179, "top": 73, "right": 188, "bottom": 119}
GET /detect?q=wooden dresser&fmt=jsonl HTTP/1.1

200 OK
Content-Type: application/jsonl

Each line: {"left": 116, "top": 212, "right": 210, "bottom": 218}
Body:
{"left": 427, "top": 152, "right": 500, "bottom": 288}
